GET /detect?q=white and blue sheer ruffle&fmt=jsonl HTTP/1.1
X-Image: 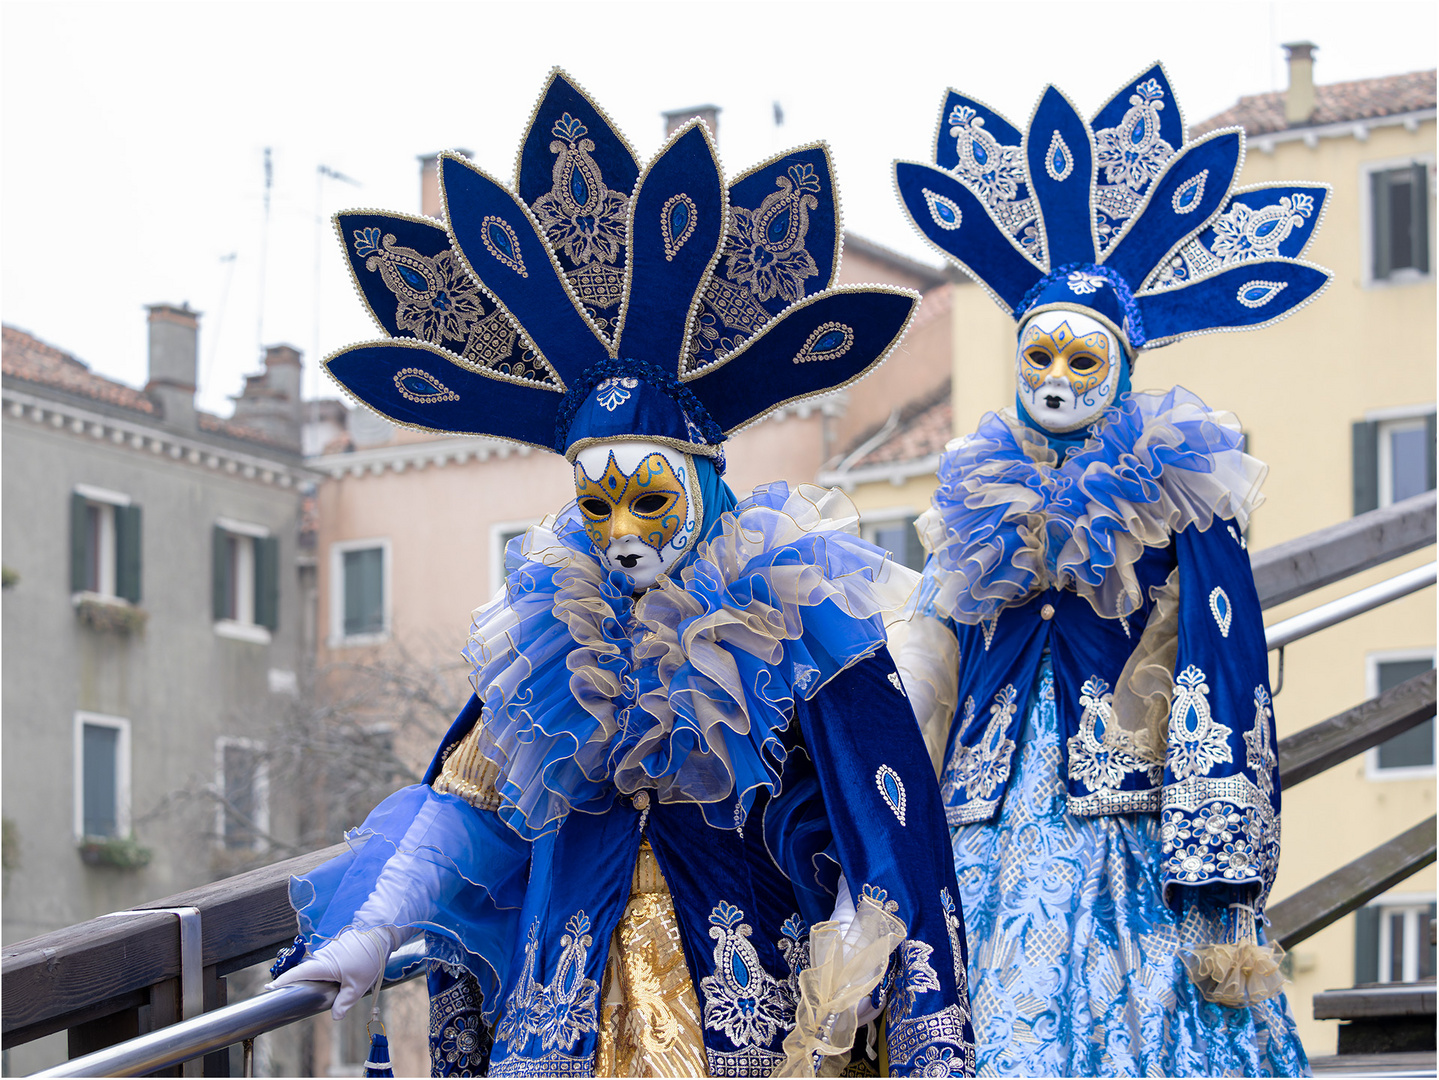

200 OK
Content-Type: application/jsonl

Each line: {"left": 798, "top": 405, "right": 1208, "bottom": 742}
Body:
{"left": 954, "top": 661, "right": 1308, "bottom": 1077}
{"left": 914, "top": 386, "right": 1265, "bottom": 626}
{"left": 464, "top": 481, "right": 919, "bottom": 838}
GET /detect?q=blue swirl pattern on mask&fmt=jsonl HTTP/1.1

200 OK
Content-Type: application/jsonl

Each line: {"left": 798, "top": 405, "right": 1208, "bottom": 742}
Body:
{"left": 954, "top": 660, "right": 1309, "bottom": 1077}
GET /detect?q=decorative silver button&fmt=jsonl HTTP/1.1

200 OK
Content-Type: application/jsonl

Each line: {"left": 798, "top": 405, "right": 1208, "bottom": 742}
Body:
{"left": 632, "top": 791, "right": 650, "bottom": 811}
{"left": 1040, "top": 604, "right": 1055, "bottom": 620}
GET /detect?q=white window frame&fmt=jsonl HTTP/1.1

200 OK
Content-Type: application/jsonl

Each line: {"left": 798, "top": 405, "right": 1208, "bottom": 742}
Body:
{"left": 73, "top": 711, "right": 131, "bottom": 842}
{"left": 1368, "top": 891, "right": 1437, "bottom": 984}
{"left": 73, "top": 485, "right": 130, "bottom": 602}
{"left": 1359, "top": 154, "right": 1435, "bottom": 289}
{"left": 214, "top": 737, "right": 270, "bottom": 853}
{"left": 214, "top": 518, "right": 272, "bottom": 643}
{"left": 329, "top": 537, "right": 391, "bottom": 648}
{"left": 1365, "top": 648, "right": 1437, "bottom": 780}
{"left": 1376, "top": 414, "right": 1433, "bottom": 508}
{"left": 489, "top": 518, "right": 539, "bottom": 596}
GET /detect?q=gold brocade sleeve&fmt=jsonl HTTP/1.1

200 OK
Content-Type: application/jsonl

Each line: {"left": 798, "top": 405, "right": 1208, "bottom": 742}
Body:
{"left": 431, "top": 725, "right": 503, "bottom": 810}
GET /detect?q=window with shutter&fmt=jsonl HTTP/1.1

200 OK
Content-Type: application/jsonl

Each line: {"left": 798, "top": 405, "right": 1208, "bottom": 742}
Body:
{"left": 1359, "top": 897, "right": 1439, "bottom": 984}
{"left": 213, "top": 520, "right": 275, "bottom": 642}
{"left": 1367, "top": 653, "right": 1436, "bottom": 778}
{"left": 1353, "top": 411, "right": 1437, "bottom": 515}
{"left": 73, "top": 712, "right": 130, "bottom": 841}
{"left": 216, "top": 737, "right": 269, "bottom": 852}
{"left": 1368, "top": 161, "right": 1433, "bottom": 284}
{"left": 331, "top": 540, "right": 390, "bottom": 645}
{"left": 70, "top": 487, "right": 134, "bottom": 601}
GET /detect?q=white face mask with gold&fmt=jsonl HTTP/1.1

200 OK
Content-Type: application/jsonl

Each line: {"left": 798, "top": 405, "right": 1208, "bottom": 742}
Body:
{"left": 574, "top": 441, "right": 700, "bottom": 592}
{"left": 1015, "top": 309, "right": 1122, "bottom": 433}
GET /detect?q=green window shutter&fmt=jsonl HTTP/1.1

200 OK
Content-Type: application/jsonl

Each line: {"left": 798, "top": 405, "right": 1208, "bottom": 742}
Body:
{"left": 1412, "top": 162, "right": 1430, "bottom": 275}
{"left": 213, "top": 526, "right": 229, "bottom": 620}
{"left": 1425, "top": 412, "right": 1436, "bottom": 493}
{"left": 115, "top": 504, "right": 142, "bottom": 604}
{"left": 71, "top": 492, "right": 89, "bottom": 593}
{"left": 1353, "top": 420, "right": 1380, "bottom": 515}
{"left": 1372, "top": 169, "right": 1393, "bottom": 280}
{"left": 1354, "top": 905, "right": 1380, "bottom": 984}
{"left": 255, "top": 536, "right": 280, "bottom": 631}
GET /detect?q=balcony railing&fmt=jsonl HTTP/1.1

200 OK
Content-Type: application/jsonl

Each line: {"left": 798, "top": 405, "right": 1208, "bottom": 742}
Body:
{"left": 4, "top": 490, "right": 1435, "bottom": 1076}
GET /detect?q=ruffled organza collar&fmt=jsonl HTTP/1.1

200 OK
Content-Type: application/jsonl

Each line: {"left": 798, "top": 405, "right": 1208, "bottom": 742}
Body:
{"left": 462, "top": 482, "right": 918, "bottom": 840}
{"left": 917, "top": 387, "right": 1265, "bottom": 624}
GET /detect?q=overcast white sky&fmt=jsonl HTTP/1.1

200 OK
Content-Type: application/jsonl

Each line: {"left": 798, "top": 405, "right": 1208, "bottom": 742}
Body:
{"left": 3, "top": 1, "right": 1434, "bottom": 416}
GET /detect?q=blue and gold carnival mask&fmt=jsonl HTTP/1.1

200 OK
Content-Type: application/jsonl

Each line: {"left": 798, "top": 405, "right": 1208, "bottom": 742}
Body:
{"left": 1014, "top": 310, "right": 1121, "bottom": 434}
{"left": 574, "top": 441, "right": 699, "bottom": 591}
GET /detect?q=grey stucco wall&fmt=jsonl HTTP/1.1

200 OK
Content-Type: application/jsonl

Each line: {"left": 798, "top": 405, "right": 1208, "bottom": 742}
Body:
{"left": 1, "top": 405, "right": 310, "bottom": 954}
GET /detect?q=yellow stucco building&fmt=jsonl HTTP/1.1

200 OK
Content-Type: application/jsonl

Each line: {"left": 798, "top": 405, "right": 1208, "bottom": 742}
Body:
{"left": 832, "top": 54, "right": 1436, "bottom": 1056}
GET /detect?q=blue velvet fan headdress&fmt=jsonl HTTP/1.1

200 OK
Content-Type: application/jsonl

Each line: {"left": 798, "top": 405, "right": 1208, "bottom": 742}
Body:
{"left": 326, "top": 69, "right": 919, "bottom": 466}
{"left": 894, "top": 63, "right": 1331, "bottom": 355}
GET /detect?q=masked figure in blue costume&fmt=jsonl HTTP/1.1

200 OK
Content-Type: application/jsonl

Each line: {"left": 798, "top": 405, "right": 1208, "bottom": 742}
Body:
{"left": 270, "top": 70, "right": 975, "bottom": 1078}
{"left": 891, "top": 65, "right": 1334, "bottom": 1076}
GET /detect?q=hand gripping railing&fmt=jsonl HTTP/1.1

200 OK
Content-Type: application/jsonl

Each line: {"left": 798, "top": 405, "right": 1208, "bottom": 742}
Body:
{"left": 32, "top": 983, "right": 338, "bottom": 1078}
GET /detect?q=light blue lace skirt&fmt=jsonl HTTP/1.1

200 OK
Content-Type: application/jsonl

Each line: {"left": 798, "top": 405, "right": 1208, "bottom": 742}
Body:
{"left": 952, "top": 660, "right": 1311, "bottom": 1077}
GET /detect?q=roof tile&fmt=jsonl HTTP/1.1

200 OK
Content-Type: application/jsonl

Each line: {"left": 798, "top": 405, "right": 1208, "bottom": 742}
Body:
{"left": 1192, "top": 69, "right": 1436, "bottom": 137}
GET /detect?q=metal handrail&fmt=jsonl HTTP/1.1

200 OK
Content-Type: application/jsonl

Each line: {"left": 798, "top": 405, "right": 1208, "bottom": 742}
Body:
{"left": 1265, "top": 561, "right": 1436, "bottom": 651}
{"left": 32, "top": 983, "right": 337, "bottom": 1078}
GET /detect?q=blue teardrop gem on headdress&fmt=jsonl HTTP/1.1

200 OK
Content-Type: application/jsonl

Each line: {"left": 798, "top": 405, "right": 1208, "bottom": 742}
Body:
{"left": 1239, "top": 280, "right": 1288, "bottom": 307}
{"left": 767, "top": 207, "right": 792, "bottom": 245}
{"left": 972, "top": 139, "right": 989, "bottom": 167}
{"left": 1052, "top": 146, "right": 1067, "bottom": 175}
{"left": 1254, "top": 218, "right": 1279, "bottom": 240}
{"left": 487, "top": 220, "right": 515, "bottom": 258}
{"left": 669, "top": 198, "right": 690, "bottom": 238}
{"left": 813, "top": 329, "right": 846, "bottom": 352}
{"left": 570, "top": 167, "right": 589, "bottom": 206}
{"left": 1130, "top": 117, "right": 1147, "bottom": 146}
{"left": 396, "top": 265, "right": 426, "bottom": 290}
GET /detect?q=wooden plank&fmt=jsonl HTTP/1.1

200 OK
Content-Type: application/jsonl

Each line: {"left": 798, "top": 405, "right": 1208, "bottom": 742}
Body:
{"left": 1313, "top": 983, "right": 1437, "bottom": 1020}
{"left": 1278, "top": 670, "right": 1437, "bottom": 787}
{"left": 1251, "top": 489, "right": 1435, "bottom": 610}
{"left": 1269, "top": 816, "right": 1438, "bottom": 950}
{"left": 1, "top": 843, "right": 342, "bottom": 1043}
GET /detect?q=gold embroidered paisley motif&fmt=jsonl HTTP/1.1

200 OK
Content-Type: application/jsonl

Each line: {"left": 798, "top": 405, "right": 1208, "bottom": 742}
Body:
{"left": 595, "top": 842, "right": 707, "bottom": 1077}
{"left": 431, "top": 725, "right": 502, "bottom": 810}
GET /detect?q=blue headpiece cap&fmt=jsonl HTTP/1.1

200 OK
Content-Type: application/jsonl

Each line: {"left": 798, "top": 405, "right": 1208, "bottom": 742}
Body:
{"left": 894, "top": 63, "right": 1333, "bottom": 354}
{"left": 326, "top": 69, "right": 920, "bottom": 468}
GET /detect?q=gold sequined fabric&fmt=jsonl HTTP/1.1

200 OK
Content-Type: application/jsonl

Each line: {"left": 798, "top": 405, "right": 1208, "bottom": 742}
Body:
{"left": 431, "top": 725, "right": 502, "bottom": 810}
{"left": 595, "top": 842, "right": 708, "bottom": 1077}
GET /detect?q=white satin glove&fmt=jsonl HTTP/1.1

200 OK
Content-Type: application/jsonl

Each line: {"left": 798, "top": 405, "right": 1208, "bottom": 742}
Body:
{"left": 270, "top": 924, "right": 409, "bottom": 1019}
{"left": 828, "top": 875, "right": 885, "bottom": 1026}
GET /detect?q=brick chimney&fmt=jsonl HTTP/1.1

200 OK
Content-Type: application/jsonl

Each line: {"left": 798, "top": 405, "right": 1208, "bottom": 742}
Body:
{"left": 1283, "top": 41, "right": 1318, "bottom": 127}
{"left": 662, "top": 104, "right": 720, "bottom": 141}
{"left": 419, "top": 150, "right": 473, "bottom": 219}
{"left": 230, "top": 344, "right": 304, "bottom": 450}
{"left": 145, "top": 303, "right": 199, "bottom": 431}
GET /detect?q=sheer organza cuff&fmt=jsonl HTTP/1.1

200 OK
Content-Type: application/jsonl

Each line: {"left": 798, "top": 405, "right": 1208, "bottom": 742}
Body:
{"left": 775, "top": 899, "right": 907, "bottom": 1076}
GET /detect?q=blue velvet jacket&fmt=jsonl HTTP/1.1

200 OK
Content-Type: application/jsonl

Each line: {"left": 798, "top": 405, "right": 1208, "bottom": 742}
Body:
{"left": 290, "top": 485, "right": 976, "bottom": 1077}
{"left": 917, "top": 390, "right": 1282, "bottom": 908}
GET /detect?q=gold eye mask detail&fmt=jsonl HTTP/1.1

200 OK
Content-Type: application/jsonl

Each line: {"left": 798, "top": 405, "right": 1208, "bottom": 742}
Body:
{"left": 574, "top": 452, "right": 687, "bottom": 554}
{"left": 1018, "top": 322, "right": 1112, "bottom": 396}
